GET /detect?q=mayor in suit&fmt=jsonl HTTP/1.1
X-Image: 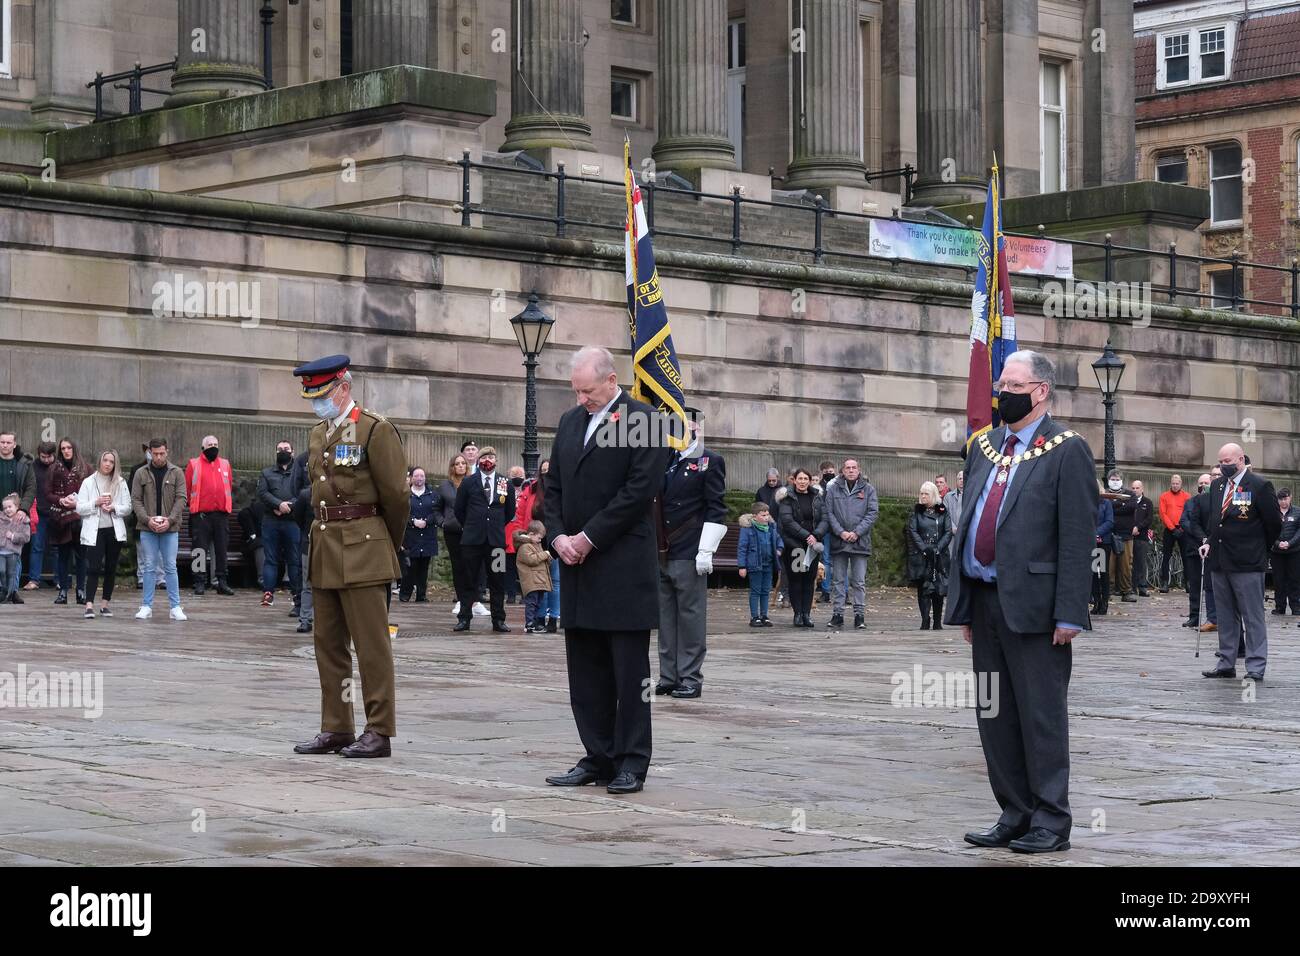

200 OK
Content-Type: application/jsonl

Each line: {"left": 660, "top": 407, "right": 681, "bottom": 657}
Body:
{"left": 1198, "top": 443, "right": 1281, "bottom": 681}
{"left": 452, "top": 445, "right": 516, "bottom": 632}
{"left": 542, "top": 346, "right": 673, "bottom": 795}
{"left": 944, "top": 350, "right": 1097, "bottom": 854}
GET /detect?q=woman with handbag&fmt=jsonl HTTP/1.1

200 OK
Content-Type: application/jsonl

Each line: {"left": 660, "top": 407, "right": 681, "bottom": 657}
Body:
{"left": 775, "top": 468, "right": 827, "bottom": 628}
{"left": 76, "top": 450, "right": 134, "bottom": 618}
{"left": 906, "top": 481, "right": 951, "bottom": 630}
{"left": 46, "top": 437, "right": 88, "bottom": 606}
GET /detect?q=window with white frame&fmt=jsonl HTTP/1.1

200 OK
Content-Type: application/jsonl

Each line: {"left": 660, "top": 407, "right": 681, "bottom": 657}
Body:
{"left": 0, "top": 0, "right": 12, "bottom": 79}
{"left": 726, "top": 20, "right": 747, "bottom": 166}
{"left": 611, "top": 74, "right": 638, "bottom": 122}
{"left": 1157, "top": 24, "right": 1233, "bottom": 88}
{"left": 1209, "top": 270, "right": 1242, "bottom": 310}
{"left": 1155, "top": 151, "right": 1188, "bottom": 185}
{"left": 1209, "top": 143, "right": 1243, "bottom": 224}
{"left": 611, "top": 0, "right": 635, "bottom": 26}
{"left": 1040, "top": 61, "right": 1066, "bottom": 193}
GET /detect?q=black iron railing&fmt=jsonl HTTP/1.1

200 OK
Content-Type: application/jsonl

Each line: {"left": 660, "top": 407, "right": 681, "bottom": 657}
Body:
{"left": 87, "top": 60, "right": 177, "bottom": 120}
{"left": 455, "top": 151, "right": 1299, "bottom": 319}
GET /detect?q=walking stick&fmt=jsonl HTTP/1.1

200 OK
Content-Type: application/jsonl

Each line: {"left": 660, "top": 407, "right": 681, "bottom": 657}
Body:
{"left": 1195, "top": 553, "right": 1205, "bottom": 658}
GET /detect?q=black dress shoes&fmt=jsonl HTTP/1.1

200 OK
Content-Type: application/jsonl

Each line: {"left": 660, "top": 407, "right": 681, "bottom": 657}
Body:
{"left": 606, "top": 771, "right": 644, "bottom": 794}
{"left": 963, "top": 823, "right": 1027, "bottom": 848}
{"left": 654, "top": 682, "right": 677, "bottom": 696}
{"left": 670, "top": 684, "right": 701, "bottom": 699}
{"left": 1008, "top": 827, "right": 1071, "bottom": 853}
{"left": 1201, "top": 668, "right": 1237, "bottom": 679}
{"left": 293, "top": 731, "right": 356, "bottom": 754}
{"left": 492, "top": 622, "right": 511, "bottom": 633}
{"left": 453, "top": 620, "right": 471, "bottom": 631}
{"left": 545, "top": 766, "right": 609, "bottom": 787}
{"left": 340, "top": 730, "right": 391, "bottom": 758}
{"left": 296, "top": 620, "right": 312, "bottom": 633}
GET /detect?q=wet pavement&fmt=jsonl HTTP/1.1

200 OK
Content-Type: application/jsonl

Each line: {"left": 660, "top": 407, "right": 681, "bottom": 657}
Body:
{"left": 1, "top": 582, "right": 1297, "bottom": 866}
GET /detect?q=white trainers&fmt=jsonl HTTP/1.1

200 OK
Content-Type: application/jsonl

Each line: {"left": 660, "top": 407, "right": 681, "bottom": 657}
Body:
{"left": 452, "top": 601, "right": 461, "bottom": 616}
{"left": 169, "top": 606, "right": 188, "bottom": 621}
{"left": 135, "top": 606, "right": 153, "bottom": 620}
{"left": 471, "top": 602, "right": 490, "bottom": 617}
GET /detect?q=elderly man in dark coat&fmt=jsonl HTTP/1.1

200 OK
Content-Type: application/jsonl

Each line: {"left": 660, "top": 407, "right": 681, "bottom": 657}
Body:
{"left": 542, "top": 346, "right": 673, "bottom": 795}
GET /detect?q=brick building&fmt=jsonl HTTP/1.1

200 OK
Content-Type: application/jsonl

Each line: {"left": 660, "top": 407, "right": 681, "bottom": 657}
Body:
{"left": 1135, "top": 0, "right": 1300, "bottom": 313}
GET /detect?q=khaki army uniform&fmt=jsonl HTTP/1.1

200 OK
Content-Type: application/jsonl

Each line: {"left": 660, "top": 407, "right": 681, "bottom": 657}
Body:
{"left": 307, "top": 404, "right": 409, "bottom": 738}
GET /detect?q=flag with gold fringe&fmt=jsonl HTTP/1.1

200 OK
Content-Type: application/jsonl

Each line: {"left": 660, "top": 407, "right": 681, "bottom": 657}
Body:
{"left": 625, "top": 140, "right": 688, "bottom": 450}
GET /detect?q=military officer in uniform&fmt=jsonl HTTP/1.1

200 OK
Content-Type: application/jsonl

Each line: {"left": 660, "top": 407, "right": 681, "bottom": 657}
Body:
{"left": 655, "top": 407, "right": 728, "bottom": 699}
{"left": 290, "top": 355, "right": 410, "bottom": 759}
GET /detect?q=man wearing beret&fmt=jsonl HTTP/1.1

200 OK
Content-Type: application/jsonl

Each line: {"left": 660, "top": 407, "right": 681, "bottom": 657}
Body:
{"left": 290, "top": 355, "right": 410, "bottom": 759}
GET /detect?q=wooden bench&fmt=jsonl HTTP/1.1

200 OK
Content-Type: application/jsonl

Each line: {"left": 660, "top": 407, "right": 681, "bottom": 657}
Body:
{"left": 174, "top": 512, "right": 250, "bottom": 585}
{"left": 708, "top": 519, "right": 744, "bottom": 586}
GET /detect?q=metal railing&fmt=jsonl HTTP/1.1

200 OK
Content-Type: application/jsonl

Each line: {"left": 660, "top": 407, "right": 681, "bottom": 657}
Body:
{"left": 455, "top": 151, "right": 1300, "bottom": 318}
{"left": 87, "top": 60, "right": 177, "bottom": 121}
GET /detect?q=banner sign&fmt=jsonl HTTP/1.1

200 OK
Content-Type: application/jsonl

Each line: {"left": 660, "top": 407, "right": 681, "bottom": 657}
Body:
{"left": 868, "top": 219, "right": 1074, "bottom": 279}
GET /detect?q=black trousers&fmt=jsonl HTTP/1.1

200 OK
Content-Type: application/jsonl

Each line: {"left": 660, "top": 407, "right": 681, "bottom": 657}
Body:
{"left": 401, "top": 555, "right": 432, "bottom": 600}
{"left": 505, "top": 551, "right": 520, "bottom": 600}
{"left": 1184, "top": 543, "right": 1205, "bottom": 621}
{"left": 1131, "top": 538, "right": 1149, "bottom": 592}
{"left": 1158, "top": 530, "right": 1182, "bottom": 588}
{"left": 784, "top": 550, "right": 817, "bottom": 616}
{"left": 1272, "top": 550, "right": 1300, "bottom": 613}
{"left": 443, "top": 531, "right": 467, "bottom": 603}
{"left": 190, "top": 511, "right": 230, "bottom": 583}
{"left": 1091, "top": 547, "right": 1110, "bottom": 612}
{"left": 85, "top": 527, "right": 122, "bottom": 603}
{"left": 968, "top": 579, "right": 1072, "bottom": 837}
{"left": 457, "top": 543, "right": 505, "bottom": 624}
{"left": 565, "top": 627, "right": 652, "bottom": 779}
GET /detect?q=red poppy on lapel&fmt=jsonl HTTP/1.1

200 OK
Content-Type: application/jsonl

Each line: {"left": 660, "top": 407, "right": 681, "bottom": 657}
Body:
{"left": 609, "top": 412, "right": 620, "bottom": 424}
{"left": 1033, "top": 436, "right": 1046, "bottom": 449}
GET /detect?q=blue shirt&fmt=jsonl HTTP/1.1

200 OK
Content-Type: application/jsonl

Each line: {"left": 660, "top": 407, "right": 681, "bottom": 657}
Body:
{"left": 961, "top": 413, "right": 1083, "bottom": 632}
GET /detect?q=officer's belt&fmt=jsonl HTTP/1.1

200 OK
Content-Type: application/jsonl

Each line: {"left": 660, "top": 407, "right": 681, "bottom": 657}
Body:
{"left": 664, "top": 516, "right": 703, "bottom": 548}
{"left": 318, "top": 503, "right": 379, "bottom": 522}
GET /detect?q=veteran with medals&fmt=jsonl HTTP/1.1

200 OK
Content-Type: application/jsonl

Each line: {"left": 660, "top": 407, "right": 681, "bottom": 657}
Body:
{"left": 1198, "top": 443, "right": 1280, "bottom": 682}
{"left": 945, "top": 350, "right": 1097, "bottom": 854}
{"left": 291, "top": 355, "right": 410, "bottom": 759}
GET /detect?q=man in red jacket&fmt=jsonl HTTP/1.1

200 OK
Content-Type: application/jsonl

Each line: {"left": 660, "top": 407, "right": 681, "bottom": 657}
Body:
{"left": 1157, "top": 475, "right": 1191, "bottom": 593}
{"left": 185, "top": 435, "right": 235, "bottom": 596}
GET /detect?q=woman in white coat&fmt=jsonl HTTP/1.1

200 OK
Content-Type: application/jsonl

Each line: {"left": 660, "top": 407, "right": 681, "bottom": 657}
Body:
{"left": 76, "top": 450, "right": 133, "bottom": 619}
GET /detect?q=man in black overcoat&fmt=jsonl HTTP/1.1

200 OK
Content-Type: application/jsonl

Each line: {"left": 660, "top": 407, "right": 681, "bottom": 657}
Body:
{"left": 542, "top": 346, "right": 673, "bottom": 795}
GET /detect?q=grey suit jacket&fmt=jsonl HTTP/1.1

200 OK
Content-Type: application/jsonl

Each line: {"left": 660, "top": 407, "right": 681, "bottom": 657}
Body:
{"left": 943, "top": 413, "right": 1098, "bottom": 634}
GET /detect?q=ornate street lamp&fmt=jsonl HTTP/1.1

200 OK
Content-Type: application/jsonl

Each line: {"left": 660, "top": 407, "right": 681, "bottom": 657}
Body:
{"left": 1092, "top": 340, "right": 1127, "bottom": 477}
{"left": 510, "top": 293, "right": 555, "bottom": 477}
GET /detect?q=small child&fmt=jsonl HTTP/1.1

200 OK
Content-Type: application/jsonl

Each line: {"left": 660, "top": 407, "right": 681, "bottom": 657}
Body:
{"left": 514, "top": 519, "right": 554, "bottom": 634}
{"left": 0, "top": 493, "right": 32, "bottom": 605}
{"left": 737, "top": 502, "right": 781, "bottom": 627}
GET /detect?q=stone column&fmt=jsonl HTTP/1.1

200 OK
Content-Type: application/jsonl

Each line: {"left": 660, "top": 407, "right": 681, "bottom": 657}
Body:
{"left": 652, "top": 0, "right": 735, "bottom": 172}
{"left": 910, "top": 0, "right": 985, "bottom": 206}
{"left": 500, "top": 0, "right": 591, "bottom": 152}
{"left": 784, "top": 0, "right": 866, "bottom": 191}
{"left": 31, "top": 0, "right": 116, "bottom": 128}
{"left": 1082, "top": 0, "right": 1136, "bottom": 187}
{"left": 986, "top": 0, "right": 1040, "bottom": 198}
{"left": 168, "top": 0, "right": 265, "bottom": 107}
{"left": 353, "top": 0, "right": 434, "bottom": 71}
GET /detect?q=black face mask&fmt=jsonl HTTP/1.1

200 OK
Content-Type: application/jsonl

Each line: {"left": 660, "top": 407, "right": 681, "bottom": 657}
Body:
{"left": 822, "top": 472, "right": 836, "bottom": 484}
{"left": 203, "top": 447, "right": 219, "bottom": 462}
{"left": 510, "top": 476, "right": 524, "bottom": 488}
{"left": 997, "top": 389, "right": 1035, "bottom": 425}
{"left": 276, "top": 451, "right": 293, "bottom": 466}
{"left": 1219, "top": 461, "right": 1239, "bottom": 480}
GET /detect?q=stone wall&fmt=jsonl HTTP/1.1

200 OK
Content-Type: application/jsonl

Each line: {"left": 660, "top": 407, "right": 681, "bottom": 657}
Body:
{"left": 1, "top": 173, "right": 1298, "bottom": 501}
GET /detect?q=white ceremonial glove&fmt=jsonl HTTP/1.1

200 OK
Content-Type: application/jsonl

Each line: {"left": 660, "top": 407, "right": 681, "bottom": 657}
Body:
{"left": 695, "top": 522, "right": 728, "bottom": 576}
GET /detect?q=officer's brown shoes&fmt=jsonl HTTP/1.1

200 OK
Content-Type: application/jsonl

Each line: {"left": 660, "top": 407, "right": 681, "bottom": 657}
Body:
{"left": 339, "top": 730, "right": 391, "bottom": 758}
{"left": 293, "top": 731, "right": 356, "bottom": 754}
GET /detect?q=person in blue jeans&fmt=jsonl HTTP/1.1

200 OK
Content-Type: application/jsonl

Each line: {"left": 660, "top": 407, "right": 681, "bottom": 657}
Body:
{"left": 818, "top": 462, "right": 837, "bottom": 602}
{"left": 130, "top": 439, "right": 188, "bottom": 621}
{"left": 257, "top": 440, "right": 303, "bottom": 609}
{"left": 738, "top": 502, "right": 782, "bottom": 626}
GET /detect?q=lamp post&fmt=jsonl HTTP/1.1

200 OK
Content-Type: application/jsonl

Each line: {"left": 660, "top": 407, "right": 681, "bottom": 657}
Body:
{"left": 510, "top": 293, "right": 555, "bottom": 478}
{"left": 1091, "top": 340, "right": 1127, "bottom": 477}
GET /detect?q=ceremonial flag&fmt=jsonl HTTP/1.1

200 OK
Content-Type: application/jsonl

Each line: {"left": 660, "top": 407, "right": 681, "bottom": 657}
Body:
{"left": 624, "top": 139, "right": 688, "bottom": 449}
{"left": 964, "top": 156, "right": 1018, "bottom": 452}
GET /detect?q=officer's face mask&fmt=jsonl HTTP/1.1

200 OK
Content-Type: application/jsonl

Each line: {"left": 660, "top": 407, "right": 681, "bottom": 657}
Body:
{"left": 203, "top": 447, "right": 219, "bottom": 462}
{"left": 311, "top": 393, "right": 339, "bottom": 420}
